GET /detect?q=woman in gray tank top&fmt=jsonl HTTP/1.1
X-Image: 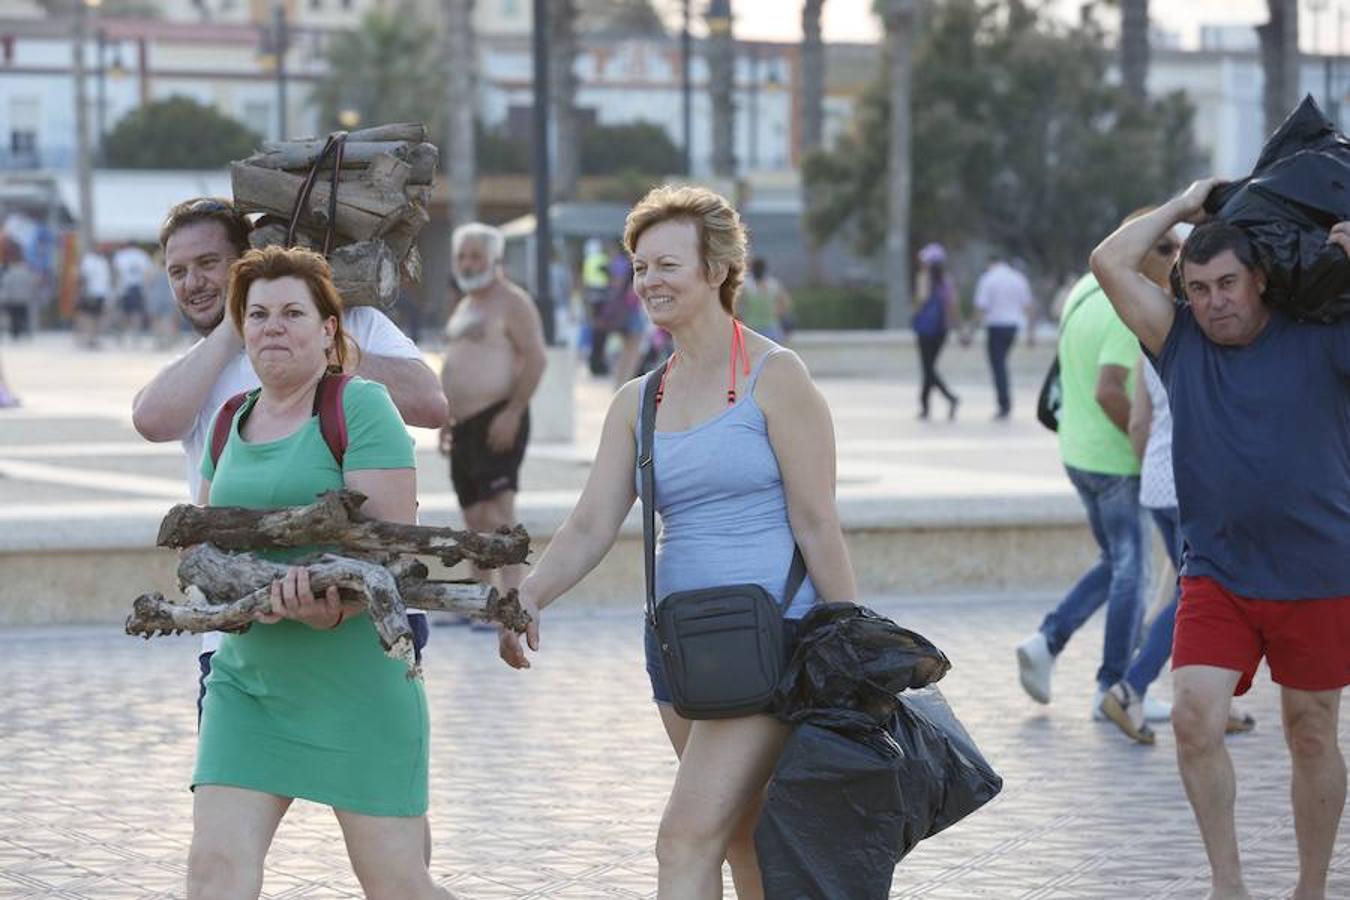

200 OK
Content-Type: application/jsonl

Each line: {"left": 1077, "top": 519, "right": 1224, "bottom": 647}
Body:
{"left": 498, "top": 186, "right": 858, "bottom": 898}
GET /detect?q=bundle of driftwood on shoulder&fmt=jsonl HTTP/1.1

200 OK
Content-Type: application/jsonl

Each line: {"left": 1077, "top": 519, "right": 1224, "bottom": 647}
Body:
{"left": 231, "top": 122, "right": 437, "bottom": 310}
{"left": 125, "top": 490, "right": 531, "bottom": 678}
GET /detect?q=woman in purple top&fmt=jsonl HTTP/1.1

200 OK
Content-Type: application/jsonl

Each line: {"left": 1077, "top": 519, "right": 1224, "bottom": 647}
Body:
{"left": 911, "top": 242, "right": 963, "bottom": 420}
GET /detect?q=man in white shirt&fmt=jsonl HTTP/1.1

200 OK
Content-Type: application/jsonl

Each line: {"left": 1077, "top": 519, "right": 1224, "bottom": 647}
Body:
{"left": 973, "top": 254, "right": 1035, "bottom": 420}
{"left": 77, "top": 249, "right": 112, "bottom": 349}
{"left": 131, "top": 197, "right": 449, "bottom": 710}
{"left": 111, "top": 242, "right": 153, "bottom": 339}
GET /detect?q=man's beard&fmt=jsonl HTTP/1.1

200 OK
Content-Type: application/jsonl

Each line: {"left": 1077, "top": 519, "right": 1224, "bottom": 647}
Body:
{"left": 181, "top": 292, "right": 226, "bottom": 336}
{"left": 455, "top": 268, "right": 495, "bottom": 294}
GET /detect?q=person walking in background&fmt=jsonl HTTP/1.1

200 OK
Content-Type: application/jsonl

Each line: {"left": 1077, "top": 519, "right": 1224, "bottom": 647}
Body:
{"left": 0, "top": 254, "right": 43, "bottom": 341}
{"left": 911, "top": 242, "right": 961, "bottom": 420}
{"left": 499, "top": 185, "right": 856, "bottom": 899}
{"left": 739, "top": 257, "right": 794, "bottom": 342}
{"left": 112, "top": 241, "right": 153, "bottom": 343}
{"left": 1092, "top": 179, "right": 1350, "bottom": 900}
{"left": 582, "top": 238, "right": 612, "bottom": 376}
{"left": 439, "top": 223, "right": 547, "bottom": 615}
{"left": 973, "top": 252, "right": 1035, "bottom": 420}
{"left": 76, "top": 247, "right": 111, "bottom": 349}
{"left": 1013, "top": 212, "right": 1178, "bottom": 718}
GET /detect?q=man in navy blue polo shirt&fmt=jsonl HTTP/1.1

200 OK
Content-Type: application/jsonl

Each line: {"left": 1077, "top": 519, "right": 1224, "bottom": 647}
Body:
{"left": 1089, "top": 177, "right": 1350, "bottom": 900}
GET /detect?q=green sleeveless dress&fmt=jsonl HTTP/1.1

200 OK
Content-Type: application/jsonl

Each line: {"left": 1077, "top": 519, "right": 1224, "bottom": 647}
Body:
{"left": 193, "top": 378, "right": 427, "bottom": 816}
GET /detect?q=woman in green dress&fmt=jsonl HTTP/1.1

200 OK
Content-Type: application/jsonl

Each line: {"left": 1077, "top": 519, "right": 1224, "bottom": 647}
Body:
{"left": 187, "top": 246, "right": 453, "bottom": 900}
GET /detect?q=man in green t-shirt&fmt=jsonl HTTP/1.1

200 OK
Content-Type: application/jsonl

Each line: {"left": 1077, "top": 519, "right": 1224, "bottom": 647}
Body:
{"left": 1016, "top": 223, "right": 1182, "bottom": 719}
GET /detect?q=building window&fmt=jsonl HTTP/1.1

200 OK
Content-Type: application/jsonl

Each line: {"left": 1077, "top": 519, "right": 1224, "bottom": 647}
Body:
{"left": 9, "top": 96, "right": 39, "bottom": 162}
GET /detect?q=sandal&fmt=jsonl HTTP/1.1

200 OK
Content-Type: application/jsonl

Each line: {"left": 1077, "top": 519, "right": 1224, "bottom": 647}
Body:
{"left": 1225, "top": 711, "right": 1256, "bottom": 734}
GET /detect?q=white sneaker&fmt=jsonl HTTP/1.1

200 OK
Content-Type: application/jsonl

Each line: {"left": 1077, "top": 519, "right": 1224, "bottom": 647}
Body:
{"left": 1144, "top": 695, "right": 1172, "bottom": 722}
{"left": 1092, "top": 687, "right": 1107, "bottom": 721}
{"left": 1016, "top": 632, "right": 1054, "bottom": 704}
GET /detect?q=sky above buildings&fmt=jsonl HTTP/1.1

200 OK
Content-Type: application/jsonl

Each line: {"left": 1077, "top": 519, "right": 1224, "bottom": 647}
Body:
{"left": 727, "top": 0, "right": 1350, "bottom": 53}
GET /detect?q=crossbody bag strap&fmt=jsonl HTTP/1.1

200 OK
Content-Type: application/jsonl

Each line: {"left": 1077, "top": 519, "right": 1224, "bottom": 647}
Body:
{"left": 780, "top": 546, "right": 807, "bottom": 612}
{"left": 638, "top": 361, "right": 668, "bottom": 627}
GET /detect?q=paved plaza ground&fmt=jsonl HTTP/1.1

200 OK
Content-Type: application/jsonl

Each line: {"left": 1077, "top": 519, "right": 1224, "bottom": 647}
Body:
{"left": 4, "top": 596, "right": 1349, "bottom": 899}
{"left": 1, "top": 334, "right": 1349, "bottom": 898}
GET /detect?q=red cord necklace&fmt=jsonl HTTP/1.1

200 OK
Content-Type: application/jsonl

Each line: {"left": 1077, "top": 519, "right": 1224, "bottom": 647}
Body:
{"left": 655, "top": 318, "right": 751, "bottom": 408}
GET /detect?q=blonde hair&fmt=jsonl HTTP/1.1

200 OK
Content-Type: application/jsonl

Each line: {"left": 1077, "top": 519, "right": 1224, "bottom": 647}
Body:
{"left": 623, "top": 185, "right": 748, "bottom": 315}
{"left": 226, "top": 245, "right": 357, "bottom": 371}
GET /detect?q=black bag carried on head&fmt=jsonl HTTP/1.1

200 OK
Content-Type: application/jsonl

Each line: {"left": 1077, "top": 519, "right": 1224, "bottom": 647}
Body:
{"left": 1204, "top": 95, "right": 1350, "bottom": 323}
{"left": 1035, "top": 283, "right": 1096, "bottom": 432}
{"left": 638, "top": 362, "right": 807, "bottom": 720}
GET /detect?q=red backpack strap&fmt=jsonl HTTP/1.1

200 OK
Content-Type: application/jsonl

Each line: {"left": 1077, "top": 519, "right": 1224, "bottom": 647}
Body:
{"left": 313, "top": 371, "right": 352, "bottom": 468}
{"left": 209, "top": 391, "right": 251, "bottom": 472}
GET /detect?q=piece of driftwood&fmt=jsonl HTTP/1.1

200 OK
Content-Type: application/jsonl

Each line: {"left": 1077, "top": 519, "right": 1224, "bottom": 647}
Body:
{"left": 157, "top": 489, "right": 530, "bottom": 569}
{"left": 173, "top": 544, "right": 527, "bottom": 630}
{"left": 126, "top": 548, "right": 530, "bottom": 676}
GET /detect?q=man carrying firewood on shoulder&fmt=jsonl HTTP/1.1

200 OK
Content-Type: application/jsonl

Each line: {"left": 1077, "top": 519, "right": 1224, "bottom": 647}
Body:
{"left": 130, "top": 197, "right": 448, "bottom": 715}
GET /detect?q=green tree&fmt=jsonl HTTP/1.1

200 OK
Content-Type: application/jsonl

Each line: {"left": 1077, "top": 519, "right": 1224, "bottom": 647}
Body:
{"left": 310, "top": 8, "right": 446, "bottom": 137}
{"left": 580, "top": 122, "right": 683, "bottom": 176}
{"left": 804, "top": 0, "right": 1201, "bottom": 283}
{"left": 103, "top": 97, "right": 259, "bottom": 169}
{"left": 580, "top": 0, "right": 668, "bottom": 35}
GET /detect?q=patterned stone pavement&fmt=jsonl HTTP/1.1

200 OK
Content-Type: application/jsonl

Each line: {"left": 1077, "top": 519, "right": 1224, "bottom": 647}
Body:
{"left": 2, "top": 592, "right": 1348, "bottom": 899}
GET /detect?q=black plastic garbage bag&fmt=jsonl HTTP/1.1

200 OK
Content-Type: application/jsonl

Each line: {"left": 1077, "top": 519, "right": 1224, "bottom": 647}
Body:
{"left": 1200, "top": 95, "right": 1350, "bottom": 322}
{"left": 774, "top": 602, "right": 952, "bottom": 724}
{"left": 755, "top": 687, "right": 1003, "bottom": 899}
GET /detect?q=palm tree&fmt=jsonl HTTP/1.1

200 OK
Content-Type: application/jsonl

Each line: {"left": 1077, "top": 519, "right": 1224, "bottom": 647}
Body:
{"left": 312, "top": 11, "right": 446, "bottom": 134}
{"left": 706, "top": 0, "right": 736, "bottom": 177}
{"left": 800, "top": 0, "right": 826, "bottom": 154}
{"left": 1120, "top": 0, "right": 1149, "bottom": 101}
{"left": 878, "top": 0, "right": 915, "bottom": 329}
{"left": 550, "top": 0, "right": 581, "bottom": 201}
{"left": 443, "top": 0, "right": 478, "bottom": 227}
{"left": 1258, "top": 0, "right": 1300, "bottom": 136}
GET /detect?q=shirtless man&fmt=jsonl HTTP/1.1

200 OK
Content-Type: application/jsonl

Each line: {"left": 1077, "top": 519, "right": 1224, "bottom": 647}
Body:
{"left": 439, "top": 223, "right": 547, "bottom": 597}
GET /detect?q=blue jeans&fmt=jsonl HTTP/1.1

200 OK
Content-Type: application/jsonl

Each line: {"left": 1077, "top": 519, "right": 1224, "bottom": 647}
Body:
{"left": 1039, "top": 466, "right": 1144, "bottom": 689}
{"left": 1124, "top": 506, "right": 1181, "bottom": 697}
{"left": 986, "top": 325, "right": 1018, "bottom": 415}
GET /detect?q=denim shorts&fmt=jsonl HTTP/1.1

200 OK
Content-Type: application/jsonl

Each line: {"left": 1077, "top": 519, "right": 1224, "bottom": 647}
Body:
{"left": 643, "top": 615, "right": 801, "bottom": 705}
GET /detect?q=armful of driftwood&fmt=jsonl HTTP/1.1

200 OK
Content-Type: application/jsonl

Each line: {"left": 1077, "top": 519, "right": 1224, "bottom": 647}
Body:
{"left": 156, "top": 489, "right": 530, "bottom": 569}
{"left": 128, "top": 490, "right": 533, "bottom": 677}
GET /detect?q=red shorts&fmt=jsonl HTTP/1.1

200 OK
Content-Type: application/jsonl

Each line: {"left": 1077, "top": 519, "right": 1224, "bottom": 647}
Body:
{"left": 1172, "top": 576, "right": 1350, "bottom": 696}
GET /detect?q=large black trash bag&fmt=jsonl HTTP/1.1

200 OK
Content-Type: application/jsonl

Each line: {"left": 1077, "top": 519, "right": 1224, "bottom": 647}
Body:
{"left": 755, "top": 689, "right": 1003, "bottom": 900}
{"left": 1200, "top": 95, "right": 1350, "bottom": 322}
{"left": 755, "top": 604, "right": 1002, "bottom": 898}
{"left": 774, "top": 602, "right": 952, "bottom": 723}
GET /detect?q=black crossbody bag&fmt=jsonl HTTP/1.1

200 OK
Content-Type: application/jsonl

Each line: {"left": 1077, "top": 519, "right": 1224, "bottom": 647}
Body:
{"left": 639, "top": 362, "right": 807, "bottom": 720}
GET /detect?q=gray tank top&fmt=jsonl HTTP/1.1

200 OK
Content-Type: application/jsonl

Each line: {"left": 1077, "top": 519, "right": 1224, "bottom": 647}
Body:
{"left": 636, "top": 349, "right": 818, "bottom": 618}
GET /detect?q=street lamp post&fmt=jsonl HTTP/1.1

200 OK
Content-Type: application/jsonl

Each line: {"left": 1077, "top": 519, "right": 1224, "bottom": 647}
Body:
{"left": 95, "top": 28, "right": 107, "bottom": 165}
{"left": 259, "top": 2, "right": 290, "bottom": 139}
{"left": 73, "top": 0, "right": 98, "bottom": 256}
{"left": 681, "top": 0, "right": 692, "bottom": 175}
{"left": 531, "top": 0, "right": 555, "bottom": 344}
{"left": 274, "top": 2, "right": 289, "bottom": 138}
